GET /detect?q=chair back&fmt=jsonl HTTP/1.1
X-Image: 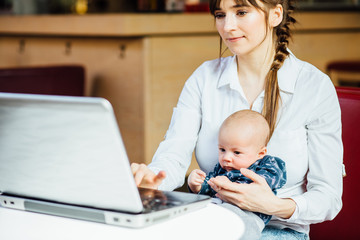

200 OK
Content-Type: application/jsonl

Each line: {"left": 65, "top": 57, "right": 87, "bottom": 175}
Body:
{"left": 0, "top": 65, "right": 85, "bottom": 96}
{"left": 326, "top": 60, "right": 360, "bottom": 87}
{"left": 310, "top": 86, "right": 360, "bottom": 239}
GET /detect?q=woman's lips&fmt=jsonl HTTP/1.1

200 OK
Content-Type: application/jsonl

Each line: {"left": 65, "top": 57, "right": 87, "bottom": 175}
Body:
{"left": 227, "top": 36, "right": 244, "bottom": 42}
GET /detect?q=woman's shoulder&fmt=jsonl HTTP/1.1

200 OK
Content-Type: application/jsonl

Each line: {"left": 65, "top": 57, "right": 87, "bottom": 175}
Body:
{"left": 284, "top": 53, "right": 339, "bottom": 116}
{"left": 287, "top": 52, "right": 334, "bottom": 92}
{"left": 289, "top": 53, "right": 330, "bottom": 82}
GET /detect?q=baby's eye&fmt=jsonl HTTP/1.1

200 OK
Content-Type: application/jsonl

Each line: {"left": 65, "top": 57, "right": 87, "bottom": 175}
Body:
{"left": 234, "top": 151, "right": 241, "bottom": 155}
{"left": 219, "top": 148, "right": 226, "bottom": 152}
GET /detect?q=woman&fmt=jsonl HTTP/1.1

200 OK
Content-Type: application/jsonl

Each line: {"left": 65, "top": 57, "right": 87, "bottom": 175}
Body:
{"left": 131, "top": 0, "right": 343, "bottom": 238}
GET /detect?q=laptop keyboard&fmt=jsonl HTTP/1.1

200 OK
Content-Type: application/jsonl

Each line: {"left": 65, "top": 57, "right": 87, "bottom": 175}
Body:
{"left": 142, "top": 195, "right": 181, "bottom": 212}
{"left": 139, "top": 188, "right": 182, "bottom": 212}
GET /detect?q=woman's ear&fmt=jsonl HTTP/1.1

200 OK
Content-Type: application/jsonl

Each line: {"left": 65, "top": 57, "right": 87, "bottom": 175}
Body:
{"left": 270, "top": 4, "right": 283, "bottom": 28}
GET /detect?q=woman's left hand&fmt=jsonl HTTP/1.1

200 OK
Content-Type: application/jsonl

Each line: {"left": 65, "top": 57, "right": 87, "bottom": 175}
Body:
{"left": 207, "top": 168, "right": 280, "bottom": 215}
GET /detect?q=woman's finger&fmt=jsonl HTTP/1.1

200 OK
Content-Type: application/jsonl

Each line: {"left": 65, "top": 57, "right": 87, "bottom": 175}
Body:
{"left": 130, "top": 163, "right": 139, "bottom": 174}
{"left": 132, "top": 163, "right": 163, "bottom": 188}
{"left": 240, "top": 168, "right": 266, "bottom": 184}
{"left": 216, "top": 190, "right": 238, "bottom": 202}
{"left": 215, "top": 189, "right": 247, "bottom": 208}
{"left": 153, "top": 171, "right": 166, "bottom": 186}
{"left": 208, "top": 176, "right": 233, "bottom": 192}
{"left": 134, "top": 169, "right": 146, "bottom": 186}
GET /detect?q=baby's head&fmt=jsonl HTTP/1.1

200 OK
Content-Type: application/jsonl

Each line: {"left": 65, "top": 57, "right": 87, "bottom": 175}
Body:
{"left": 218, "top": 110, "right": 270, "bottom": 171}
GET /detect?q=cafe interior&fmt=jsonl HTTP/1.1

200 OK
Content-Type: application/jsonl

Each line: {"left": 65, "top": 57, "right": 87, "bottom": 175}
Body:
{"left": 0, "top": 0, "right": 359, "bottom": 239}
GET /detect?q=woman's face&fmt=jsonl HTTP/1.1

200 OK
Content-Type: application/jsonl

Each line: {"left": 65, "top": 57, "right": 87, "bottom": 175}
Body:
{"left": 214, "top": 0, "right": 270, "bottom": 56}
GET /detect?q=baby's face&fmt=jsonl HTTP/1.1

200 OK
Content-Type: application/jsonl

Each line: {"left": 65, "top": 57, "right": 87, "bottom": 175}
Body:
{"left": 218, "top": 126, "right": 263, "bottom": 171}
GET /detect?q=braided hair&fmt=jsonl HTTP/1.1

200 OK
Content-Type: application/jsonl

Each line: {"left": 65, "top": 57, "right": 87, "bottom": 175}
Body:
{"left": 209, "top": 0, "right": 296, "bottom": 139}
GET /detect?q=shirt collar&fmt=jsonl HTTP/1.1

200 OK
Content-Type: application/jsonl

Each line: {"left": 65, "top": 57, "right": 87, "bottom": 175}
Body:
{"left": 217, "top": 51, "right": 301, "bottom": 94}
{"left": 217, "top": 55, "right": 238, "bottom": 90}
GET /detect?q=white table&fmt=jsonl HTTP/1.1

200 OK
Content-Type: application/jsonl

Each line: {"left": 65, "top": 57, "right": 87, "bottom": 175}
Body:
{"left": 0, "top": 203, "right": 244, "bottom": 240}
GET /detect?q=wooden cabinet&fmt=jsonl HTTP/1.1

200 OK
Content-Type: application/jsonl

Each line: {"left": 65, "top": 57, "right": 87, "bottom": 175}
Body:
{"left": 0, "top": 12, "right": 359, "bottom": 174}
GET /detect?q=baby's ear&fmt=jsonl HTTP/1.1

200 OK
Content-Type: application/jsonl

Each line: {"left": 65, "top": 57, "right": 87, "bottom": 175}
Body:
{"left": 258, "top": 146, "right": 267, "bottom": 159}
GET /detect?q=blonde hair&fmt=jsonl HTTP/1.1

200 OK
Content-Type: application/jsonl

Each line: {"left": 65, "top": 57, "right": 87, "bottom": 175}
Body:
{"left": 209, "top": 0, "right": 296, "bottom": 139}
{"left": 221, "top": 110, "right": 271, "bottom": 147}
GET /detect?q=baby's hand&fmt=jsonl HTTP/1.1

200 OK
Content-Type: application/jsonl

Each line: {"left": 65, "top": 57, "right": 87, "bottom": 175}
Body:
{"left": 188, "top": 169, "right": 206, "bottom": 193}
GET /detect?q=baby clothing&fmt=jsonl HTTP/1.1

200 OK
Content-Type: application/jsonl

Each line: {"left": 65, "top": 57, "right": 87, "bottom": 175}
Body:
{"left": 199, "top": 155, "right": 287, "bottom": 224}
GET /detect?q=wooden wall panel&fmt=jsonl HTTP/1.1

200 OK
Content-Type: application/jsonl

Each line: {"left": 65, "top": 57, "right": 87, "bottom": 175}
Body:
{"left": 291, "top": 32, "right": 360, "bottom": 72}
{"left": 0, "top": 36, "right": 145, "bottom": 164}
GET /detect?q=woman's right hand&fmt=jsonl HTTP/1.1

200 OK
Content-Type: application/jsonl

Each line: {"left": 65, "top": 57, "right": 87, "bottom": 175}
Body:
{"left": 130, "top": 163, "right": 166, "bottom": 189}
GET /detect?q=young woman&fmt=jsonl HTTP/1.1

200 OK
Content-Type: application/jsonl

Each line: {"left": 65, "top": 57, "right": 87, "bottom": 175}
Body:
{"left": 131, "top": 0, "right": 343, "bottom": 238}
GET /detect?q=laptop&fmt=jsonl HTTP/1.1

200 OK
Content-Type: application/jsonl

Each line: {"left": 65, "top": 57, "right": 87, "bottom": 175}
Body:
{"left": 0, "top": 92, "right": 210, "bottom": 228}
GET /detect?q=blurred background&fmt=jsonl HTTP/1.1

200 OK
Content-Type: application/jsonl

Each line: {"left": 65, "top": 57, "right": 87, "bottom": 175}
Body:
{"left": 0, "top": 0, "right": 359, "bottom": 14}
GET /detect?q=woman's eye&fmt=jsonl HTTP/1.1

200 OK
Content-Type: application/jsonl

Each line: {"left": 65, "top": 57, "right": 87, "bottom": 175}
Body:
{"left": 237, "top": 11, "right": 247, "bottom": 16}
{"left": 214, "top": 13, "right": 225, "bottom": 19}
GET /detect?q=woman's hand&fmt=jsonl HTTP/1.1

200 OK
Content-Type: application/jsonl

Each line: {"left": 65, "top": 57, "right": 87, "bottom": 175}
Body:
{"left": 131, "top": 163, "right": 166, "bottom": 189}
{"left": 207, "top": 168, "right": 296, "bottom": 219}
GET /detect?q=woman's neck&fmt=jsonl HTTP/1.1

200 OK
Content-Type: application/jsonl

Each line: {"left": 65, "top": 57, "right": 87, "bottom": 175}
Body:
{"left": 236, "top": 47, "right": 275, "bottom": 84}
{"left": 236, "top": 45, "right": 275, "bottom": 108}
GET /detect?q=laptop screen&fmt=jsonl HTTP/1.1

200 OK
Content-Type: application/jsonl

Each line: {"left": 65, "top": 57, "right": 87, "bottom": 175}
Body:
{"left": 0, "top": 93, "right": 143, "bottom": 213}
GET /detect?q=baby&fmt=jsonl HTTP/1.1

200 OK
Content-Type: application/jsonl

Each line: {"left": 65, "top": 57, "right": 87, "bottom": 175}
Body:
{"left": 188, "top": 109, "right": 286, "bottom": 224}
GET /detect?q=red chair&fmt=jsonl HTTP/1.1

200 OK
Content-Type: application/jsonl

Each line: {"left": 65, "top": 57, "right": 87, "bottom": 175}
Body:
{"left": 0, "top": 65, "right": 85, "bottom": 96}
{"left": 326, "top": 60, "right": 360, "bottom": 87}
{"left": 310, "top": 86, "right": 360, "bottom": 240}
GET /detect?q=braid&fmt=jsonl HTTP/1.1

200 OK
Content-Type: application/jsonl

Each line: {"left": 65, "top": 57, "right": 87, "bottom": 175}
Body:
{"left": 263, "top": 0, "right": 296, "bottom": 138}
{"left": 272, "top": 0, "right": 296, "bottom": 70}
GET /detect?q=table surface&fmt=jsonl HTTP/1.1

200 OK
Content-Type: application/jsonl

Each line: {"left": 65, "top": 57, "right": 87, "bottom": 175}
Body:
{"left": 0, "top": 202, "right": 244, "bottom": 240}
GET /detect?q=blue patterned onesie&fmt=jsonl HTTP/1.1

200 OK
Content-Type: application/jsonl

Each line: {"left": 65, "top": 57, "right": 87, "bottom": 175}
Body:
{"left": 199, "top": 155, "right": 286, "bottom": 224}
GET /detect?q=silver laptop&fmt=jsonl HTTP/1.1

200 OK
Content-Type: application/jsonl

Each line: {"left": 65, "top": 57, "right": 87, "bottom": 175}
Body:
{"left": 0, "top": 92, "right": 210, "bottom": 228}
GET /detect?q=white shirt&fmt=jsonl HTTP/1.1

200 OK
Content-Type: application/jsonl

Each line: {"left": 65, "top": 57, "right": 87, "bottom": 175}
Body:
{"left": 149, "top": 52, "right": 343, "bottom": 234}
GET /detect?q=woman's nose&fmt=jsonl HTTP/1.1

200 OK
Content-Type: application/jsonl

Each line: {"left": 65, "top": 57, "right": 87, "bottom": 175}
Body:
{"left": 224, "top": 13, "right": 237, "bottom": 32}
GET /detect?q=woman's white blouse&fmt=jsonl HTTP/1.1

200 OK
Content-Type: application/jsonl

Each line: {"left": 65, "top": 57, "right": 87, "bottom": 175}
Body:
{"left": 149, "top": 52, "right": 343, "bottom": 234}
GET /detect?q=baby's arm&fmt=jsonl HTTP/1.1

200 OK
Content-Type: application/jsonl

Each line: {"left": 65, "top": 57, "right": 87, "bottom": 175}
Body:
{"left": 255, "top": 156, "right": 287, "bottom": 191}
{"left": 188, "top": 169, "right": 206, "bottom": 193}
